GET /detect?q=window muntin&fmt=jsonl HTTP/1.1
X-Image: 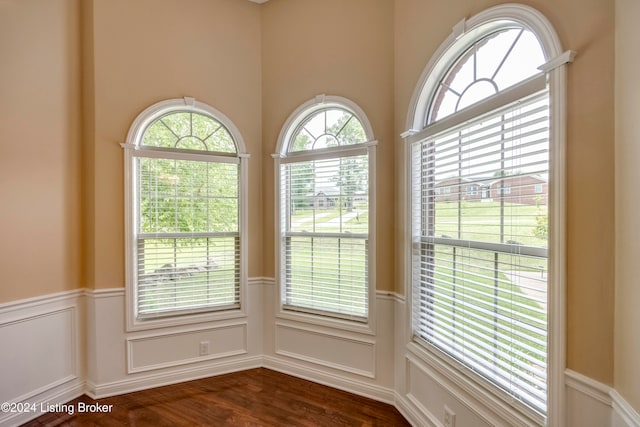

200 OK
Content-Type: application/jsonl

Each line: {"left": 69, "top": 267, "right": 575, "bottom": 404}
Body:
{"left": 133, "top": 110, "right": 241, "bottom": 319}
{"left": 142, "top": 111, "right": 236, "bottom": 153}
{"left": 411, "top": 22, "right": 551, "bottom": 416}
{"left": 280, "top": 106, "right": 371, "bottom": 321}
{"left": 289, "top": 108, "right": 366, "bottom": 152}
{"left": 429, "top": 27, "right": 545, "bottom": 124}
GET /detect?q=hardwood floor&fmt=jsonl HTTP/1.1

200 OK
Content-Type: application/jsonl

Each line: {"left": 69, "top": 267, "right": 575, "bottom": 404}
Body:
{"left": 23, "top": 368, "right": 410, "bottom": 426}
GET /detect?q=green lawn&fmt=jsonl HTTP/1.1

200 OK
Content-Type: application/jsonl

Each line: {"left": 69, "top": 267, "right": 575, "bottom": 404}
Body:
{"left": 136, "top": 236, "right": 239, "bottom": 315}
{"left": 434, "top": 200, "right": 547, "bottom": 247}
{"left": 286, "top": 235, "right": 368, "bottom": 317}
{"left": 290, "top": 203, "right": 369, "bottom": 234}
{"left": 136, "top": 201, "right": 549, "bottom": 371}
{"left": 418, "top": 200, "right": 548, "bottom": 405}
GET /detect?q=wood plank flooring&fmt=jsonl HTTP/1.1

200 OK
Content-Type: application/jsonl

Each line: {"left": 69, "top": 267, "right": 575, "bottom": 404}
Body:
{"left": 23, "top": 368, "right": 410, "bottom": 426}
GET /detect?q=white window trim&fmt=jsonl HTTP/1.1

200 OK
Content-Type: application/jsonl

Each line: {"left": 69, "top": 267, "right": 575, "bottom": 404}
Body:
{"left": 273, "top": 95, "right": 377, "bottom": 334}
{"left": 122, "top": 97, "right": 249, "bottom": 332}
{"left": 402, "top": 4, "right": 572, "bottom": 426}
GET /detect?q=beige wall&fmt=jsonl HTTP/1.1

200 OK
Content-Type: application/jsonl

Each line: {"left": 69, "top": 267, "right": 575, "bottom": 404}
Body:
{"left": 393, "top": 0, "right": 615, "bottom": 385}
{"left": 0, "top": 0, "right": 82, "bottom": 302}
{"left": 261, "top": 0, "right": 396, "bottom": 290}
{"left": 0, "top": 0, "right": 621, "bottom": 397}
{"left": 615, "top": 0, "right": 640, "bottom": 412}
{"left": 84, "top": 0, "right": 263, "bottom": 288}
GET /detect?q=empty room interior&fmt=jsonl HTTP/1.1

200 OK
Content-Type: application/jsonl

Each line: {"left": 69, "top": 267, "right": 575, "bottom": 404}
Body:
{"left": 1, "top": 0, "right": 639, "bottom": 426}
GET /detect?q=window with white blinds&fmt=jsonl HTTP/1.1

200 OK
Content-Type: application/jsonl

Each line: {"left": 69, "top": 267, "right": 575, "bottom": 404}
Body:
{"left": 277, "top": 104, "right": 373, "bottom": 321}
{"left": 129, "top": 108, "right": 242, "bottom": 320}
{"left": 409, "top": 23, "right": 552, "bottom": 418}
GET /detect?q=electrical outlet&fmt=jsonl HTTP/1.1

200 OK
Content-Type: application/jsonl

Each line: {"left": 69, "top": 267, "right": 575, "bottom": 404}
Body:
{"left": 443, "top": 406, "right": 456, "bottom": 427}
{"left": 199, "top": 341, "right": 209, "bottom": 356}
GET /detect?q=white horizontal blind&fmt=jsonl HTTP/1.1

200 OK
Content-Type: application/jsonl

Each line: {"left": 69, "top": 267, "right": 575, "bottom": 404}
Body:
{"left": 281, "top": 152, "right": 369, "bottom": 320}
{"left": 136, "top": 156, "right": 240, "bottom": 318}
{"left": 412, "top": 89, "right": 550, "bottom": 414}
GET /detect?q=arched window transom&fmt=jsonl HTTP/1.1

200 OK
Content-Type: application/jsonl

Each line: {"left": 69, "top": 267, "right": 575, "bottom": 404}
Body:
{"left": 429, "top": 26, "right": 546, "bottom": 124}
{"left": 288, "top": 108, "right": 367, "bottom": 152}
{"left": 141, "top": 111, "right": 237, "bottom": 153}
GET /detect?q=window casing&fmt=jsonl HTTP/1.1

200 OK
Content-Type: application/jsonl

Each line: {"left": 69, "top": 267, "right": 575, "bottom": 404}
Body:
{"left": 275, "top": 97, "right": 375, "bottom": 324}
{"left": 123, "top": 98, "right": 247, "bottom": 329}
{"left": 405, "top": 7, "right": 570, "bottom": 423}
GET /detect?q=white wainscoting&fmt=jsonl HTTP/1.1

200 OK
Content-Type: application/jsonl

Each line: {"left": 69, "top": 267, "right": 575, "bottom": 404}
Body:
{"left": 394, "top": 296, "right": 527, "bottom": 427}
{"left": 3, "top": 282, "right": 640, "bottom": 427}
{"left": 0, "top": 290, "right": 85, "bottom": 427}
{"left": 262, "top": 284, "right": 398, "bottom": 404}
{"left": 565, "top": 369, "right": 612, "bottom": 427}
{"left": 274, "top": 322, "right": 376, "bottom": 378}
{"left": 126, "top": 323, "right": 248, "bottom": 373}
{"left": 84, "top": 281, "right": 265, "bottom": 399}
{"left": 393, "top": 296, "right": 629, "bottom": 427}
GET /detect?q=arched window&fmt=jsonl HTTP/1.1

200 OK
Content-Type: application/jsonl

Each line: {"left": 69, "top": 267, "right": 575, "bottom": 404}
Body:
{"left": 123, "top": 98, "right": 247, "bottom": 328}
{"left": 274, "top": 95, "right": 376, "bottom": 323}
{"left": 405, "top": 5, "right": 571, "bottom": 423}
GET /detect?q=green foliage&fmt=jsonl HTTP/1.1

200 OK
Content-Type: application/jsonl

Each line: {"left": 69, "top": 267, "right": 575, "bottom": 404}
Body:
{"left": 331, "top": 156, "right": 367, "bottom": 209}
{"left": 533, "top": 214, "right": 548, "bottom": 241}
{"left": 138, "top": 158, "right": 238, "bottom": 237}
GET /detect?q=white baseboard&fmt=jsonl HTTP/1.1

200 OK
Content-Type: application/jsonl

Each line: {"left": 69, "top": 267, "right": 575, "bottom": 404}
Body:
{"left": 0, "top": 378, "right": 85, "bottom": 427}
{"left": 87, "top": 355, "right": 263, "bottom": 399}
{"left": 263, "top": 355, "right": 395, "bottom": 404}
{"left": 4, "top": 286, "right": 640, "bottom": 427}
{"left": 394, "top": 391, "right": 439, "bottom": 427}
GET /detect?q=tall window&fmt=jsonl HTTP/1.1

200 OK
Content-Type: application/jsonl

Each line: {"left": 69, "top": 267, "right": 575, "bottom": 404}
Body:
{"left": 406, "top": 9, "right": 569, "bottom": 421}
{"left": 123, "top": 98, "right": 246, "bottom": 325}
{"left": 275, "top": 96, "right": 375, "bottom": 322}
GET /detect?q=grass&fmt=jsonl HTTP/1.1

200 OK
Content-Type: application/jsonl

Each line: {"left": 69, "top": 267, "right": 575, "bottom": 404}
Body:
{"left": 416, "top": 199, "right": 549, "bottom": 409}
{"left": 286, "top": 236, "right": 368, "bottom": 317}
{"left": 290, "top": 203, "right": 369, "bottom": 234}
{"left": 135, "top": 198, "right": 548, "bottom": 409}
{"left": 435, "top": 200, "right": 547, "bottom": 247}
{"left": 137, "top": 236, "right": 239, "bottom": 315}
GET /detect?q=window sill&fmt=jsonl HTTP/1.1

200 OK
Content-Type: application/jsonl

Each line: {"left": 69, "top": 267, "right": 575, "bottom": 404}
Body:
{"left": 405, "top": 340, "right": 545, "bottom": 426}
{"left": 276, "top": 308, "right": 375, "bottom": 336}
{"left": 126, "top": 306, "right": 247, "bottom": 333}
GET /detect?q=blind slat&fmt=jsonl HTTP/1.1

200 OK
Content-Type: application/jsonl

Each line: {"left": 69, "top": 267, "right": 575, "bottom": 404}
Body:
{"left": 281, "top": 153, "right": 369, "bottom": 320}
{"left": 412, "top": 88, "right": 549, "bottom": 414}
{"left": 136, "top": 154, "right": 241, "bottom": 318}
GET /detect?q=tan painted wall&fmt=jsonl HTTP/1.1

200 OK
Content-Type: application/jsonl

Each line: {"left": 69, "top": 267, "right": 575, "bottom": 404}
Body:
{"left": 261, "top": 0, "right": 396, "bottom": 290}
{"left": 85, "top": 0, "right": 263, "bottom": 288}
{"left": 615, "top": 0, "right": 640, "bottom": 413}
{"left": 0, "top": 0, "right": 82, "bottom": 302}
{"left": 393, "top": 0, "right": 615, "bottom": 385}
{"left": 0, "top": 0, "right": 617, "bottom": 392}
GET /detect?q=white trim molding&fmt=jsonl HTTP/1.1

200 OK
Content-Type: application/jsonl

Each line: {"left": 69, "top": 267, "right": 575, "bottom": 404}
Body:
{"left": 121, "top": 97, "right": 250, "bottom": 332}
{"left": 273, "top": 95, "right": 377, "bottom": 334}
{"left": 0, "top": 290, "right": 85, "bottom": 427}
{"left": 263, "top": 355, "right": 395, "bottom": 405}
{"left": 612, "top": 390, "right": 640, "bottom": 427}
{"left": 2, "top": 287, "right": 639, "bottom": 427}
{"left": 565, "top": 369, "right": 612, "bottom": 406}
{"left": 565, "top": 369, "right": 613, "bottom": 427}
{"left": 402, "top": 4, "right": 572, "bottom": 425}
{"left": 405, "top": 3, "right": 564, "bottom": 133}
{"left": 274, "top": 94, "right": 375, "bottom": 157}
